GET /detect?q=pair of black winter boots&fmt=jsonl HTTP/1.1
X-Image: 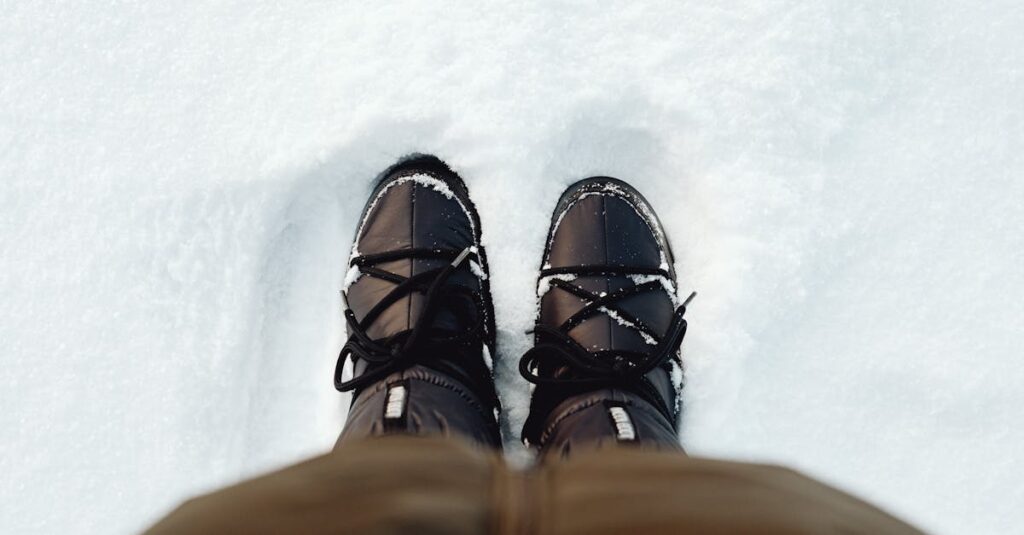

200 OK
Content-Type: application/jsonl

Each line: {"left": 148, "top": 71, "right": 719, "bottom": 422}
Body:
{"left": 334, "top": 156, "right": 694, "bottom": 457}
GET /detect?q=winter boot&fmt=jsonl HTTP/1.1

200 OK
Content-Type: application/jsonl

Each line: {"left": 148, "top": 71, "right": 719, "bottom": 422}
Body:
{"left": 520, "top": 177, "right": 694, "bottom": 457}
{"left": 335, "top": 156, "right": 501, "bottom": 449}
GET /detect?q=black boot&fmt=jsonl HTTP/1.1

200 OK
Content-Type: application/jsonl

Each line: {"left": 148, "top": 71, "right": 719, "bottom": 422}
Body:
{"left": 520, "top": 177, "right": 694, "bottom": 457}
{"left": 335, "top": 156, "right": 501, "bottom": 449}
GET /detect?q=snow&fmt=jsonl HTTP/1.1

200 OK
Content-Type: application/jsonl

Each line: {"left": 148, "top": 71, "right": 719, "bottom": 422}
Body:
{"left": 342, "top": 265, "right": 362, "bottom": 290}
{"left": 536, "top": 273, "right": 577, "bottom": 299}
{"left": 468, "top": 259, "right": 488, "bottom": 280}
{"left": 1, "top": 2, "right": 1022, "bottom": 534}
{"left": 482, "top": 344, "right": 494, "bottom": 373}
{"left": 629, "top": 273, "right": 682, "bottom": 306}
{"left": 600, "top": 305, "right": 659, "bottom": 346}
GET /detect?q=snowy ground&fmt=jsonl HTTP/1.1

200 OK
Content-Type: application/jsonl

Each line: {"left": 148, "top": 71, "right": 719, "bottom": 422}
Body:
{"left": 2, "top": 2, "right": 1022, "bottom": 534}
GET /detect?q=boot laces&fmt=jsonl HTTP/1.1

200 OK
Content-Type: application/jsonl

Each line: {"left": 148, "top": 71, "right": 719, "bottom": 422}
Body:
{"left": 520, "top": 264, "right": 695, "bottom": 428}
{"left": 334, "top": 247, "right": 489, "bottom": 397}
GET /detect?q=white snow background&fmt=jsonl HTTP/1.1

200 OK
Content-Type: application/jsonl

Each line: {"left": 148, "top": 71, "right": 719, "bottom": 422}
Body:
{"left": 2, "top": 2, "right": 1022, "bottom": 534}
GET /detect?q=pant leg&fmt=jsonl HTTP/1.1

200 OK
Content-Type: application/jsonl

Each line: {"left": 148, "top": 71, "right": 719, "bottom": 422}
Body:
{"left": 145, "top": 435, "right": 925, "bottom": 535}
{"left": 144, "top": 436, "right": 498, "bottom": 535}
{"left": 537, "top": 446, "right": 925, "bottom": 535}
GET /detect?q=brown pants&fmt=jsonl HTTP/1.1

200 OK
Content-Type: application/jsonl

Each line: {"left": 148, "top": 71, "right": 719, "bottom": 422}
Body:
{"left": 145, "top": 435, "right": 923, "bottom": 534}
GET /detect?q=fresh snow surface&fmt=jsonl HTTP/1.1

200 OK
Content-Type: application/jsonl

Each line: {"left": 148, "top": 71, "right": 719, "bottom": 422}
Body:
{"left": 2, "top": 3, "right": 1022, "bottom": 534}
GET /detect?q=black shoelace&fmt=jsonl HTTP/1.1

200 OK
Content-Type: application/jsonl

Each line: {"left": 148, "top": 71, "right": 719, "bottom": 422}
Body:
{"left": 520, "top": 264, "right": 696, "bottom": 430}
{"left": 334, "top": 246, "right": 489, "bottom": 397}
